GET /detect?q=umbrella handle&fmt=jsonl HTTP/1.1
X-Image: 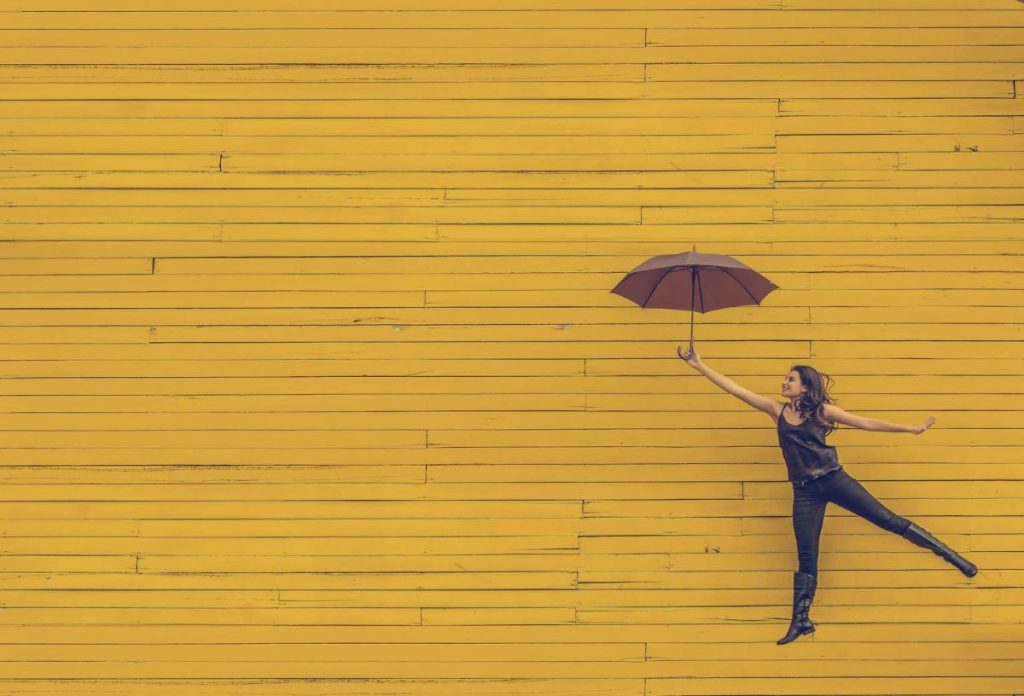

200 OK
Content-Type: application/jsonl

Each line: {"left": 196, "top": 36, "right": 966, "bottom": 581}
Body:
{"left": 677, "top": 281, "right": 697, "bottom": 362}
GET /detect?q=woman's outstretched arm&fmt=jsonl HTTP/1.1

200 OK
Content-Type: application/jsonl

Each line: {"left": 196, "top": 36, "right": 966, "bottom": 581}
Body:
{"left": 824, "top": 404, "right": 936, "bottom": 435}
{"left": 680, "top": 347, "right": 777, "bottom": 415}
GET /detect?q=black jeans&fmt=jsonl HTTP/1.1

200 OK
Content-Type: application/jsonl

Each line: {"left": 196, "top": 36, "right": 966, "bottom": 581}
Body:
{"left": 791, "top": 467, "right": 912, "bottom": 576}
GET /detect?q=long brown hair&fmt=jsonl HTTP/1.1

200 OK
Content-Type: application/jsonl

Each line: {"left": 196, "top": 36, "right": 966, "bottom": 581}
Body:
{"left": 790, "top": 364, "right": 838, "bottom": 437}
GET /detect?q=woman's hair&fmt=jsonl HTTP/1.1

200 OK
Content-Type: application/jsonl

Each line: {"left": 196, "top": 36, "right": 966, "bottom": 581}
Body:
{"left": 790, "top": 364, "right": 838, "bottom": 437}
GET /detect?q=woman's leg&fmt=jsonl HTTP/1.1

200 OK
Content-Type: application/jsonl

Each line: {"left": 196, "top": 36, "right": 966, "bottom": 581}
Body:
{"left": 821, "top": 469, "right": 976, "bottom": 576}
{"left": 792, "top": 482, "right": 829, "bottom": 576}
{"left": 820, "top": 469, "right": 911, "bottom": 535}
{"left": 779, "top": 482, "right": 827, "bottom": 645}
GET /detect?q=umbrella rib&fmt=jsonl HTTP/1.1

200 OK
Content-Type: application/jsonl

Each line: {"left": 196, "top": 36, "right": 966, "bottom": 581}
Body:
{"left": 719, "top": 266, "right": 759, "bottom": 304}
{"left": 696, "top": 266, "right": 705, "bottom": 312}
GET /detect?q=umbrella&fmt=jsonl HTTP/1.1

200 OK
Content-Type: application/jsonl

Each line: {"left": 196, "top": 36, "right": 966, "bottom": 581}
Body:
{"left": 609, "top": 245, "right": 779, "bottom": 361}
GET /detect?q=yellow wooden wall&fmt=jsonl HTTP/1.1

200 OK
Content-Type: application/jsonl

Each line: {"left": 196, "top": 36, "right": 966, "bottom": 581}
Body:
{"left": 1, "top": 1, "right": 1022, "bottom": 694}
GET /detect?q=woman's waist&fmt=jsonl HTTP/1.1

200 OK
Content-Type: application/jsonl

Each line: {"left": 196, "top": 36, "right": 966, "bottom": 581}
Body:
{"left": 792, "top": 465, "right": 844, "bottom": 487}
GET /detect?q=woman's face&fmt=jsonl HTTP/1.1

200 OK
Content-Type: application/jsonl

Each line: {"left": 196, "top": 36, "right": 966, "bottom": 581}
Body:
{"left": 782, "top": 370, "right": 805, "bottom": 398}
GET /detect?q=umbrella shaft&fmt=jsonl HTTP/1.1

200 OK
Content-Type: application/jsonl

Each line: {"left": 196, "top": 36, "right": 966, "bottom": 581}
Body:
{"left": 689, "top": 267, "right": 696, "bottom": 347}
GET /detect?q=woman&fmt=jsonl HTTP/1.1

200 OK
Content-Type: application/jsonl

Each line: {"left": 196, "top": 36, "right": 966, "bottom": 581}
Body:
{"left": 680, "top": 347, "right": 977, "bottom": 645}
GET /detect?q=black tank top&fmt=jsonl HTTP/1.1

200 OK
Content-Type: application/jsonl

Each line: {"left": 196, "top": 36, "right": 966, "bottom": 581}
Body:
{"left": 777, "top": 404, "right": 842, "bottom": 484}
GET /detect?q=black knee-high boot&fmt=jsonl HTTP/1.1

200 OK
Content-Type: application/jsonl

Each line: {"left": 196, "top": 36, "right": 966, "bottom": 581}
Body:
{"left": 901, "top": 521, "right": 977, "bottom": 577}
{"left": 777, "top": 570, "right": 817, "bottom": 645}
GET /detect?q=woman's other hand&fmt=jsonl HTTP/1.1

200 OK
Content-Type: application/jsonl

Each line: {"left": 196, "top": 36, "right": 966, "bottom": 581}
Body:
{"left": 677, "top": 345, "right": 703, "bottom": 370}
{"left": 913, "top": 416, "right": 937, "bottom": 435}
